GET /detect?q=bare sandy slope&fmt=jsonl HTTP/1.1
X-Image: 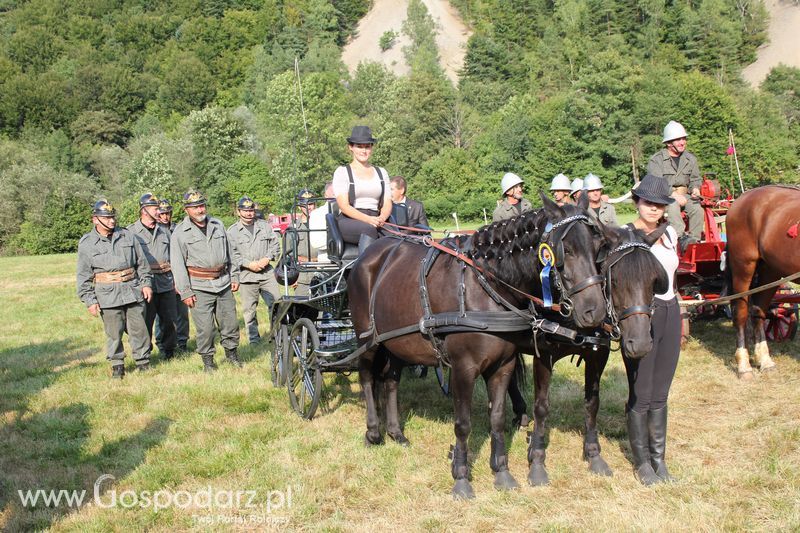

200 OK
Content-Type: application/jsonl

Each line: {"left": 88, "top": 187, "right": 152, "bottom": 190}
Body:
{"left": 341, "top": 0, "right": 472, "bottom": 84}
{"left": 742, "top": 0, "right": 800, "bottom": 87}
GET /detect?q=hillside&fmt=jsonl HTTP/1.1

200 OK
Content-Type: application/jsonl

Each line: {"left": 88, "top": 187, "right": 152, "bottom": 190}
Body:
{"left": 742, "top": 0, "right": 800, "bottom": 87}
{"left": 341, "top": 0, "right": 472, "bottom": 84}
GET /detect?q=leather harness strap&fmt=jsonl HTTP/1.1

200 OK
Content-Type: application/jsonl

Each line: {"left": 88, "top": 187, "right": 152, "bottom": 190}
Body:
{"left": 94, "top": 268, "right": 135, "bottom": 283}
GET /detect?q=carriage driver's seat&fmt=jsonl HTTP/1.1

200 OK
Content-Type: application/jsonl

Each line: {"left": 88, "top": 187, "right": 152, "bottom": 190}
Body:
{"left": 326, "top": 212, "right": 360, "bottom": 265}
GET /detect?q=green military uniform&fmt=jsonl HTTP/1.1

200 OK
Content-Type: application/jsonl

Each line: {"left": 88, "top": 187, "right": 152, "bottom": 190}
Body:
{"left": 170, "top": 215, "right": 240, "bottom": 368}
{"left": 129, "top": 219, "right": 178, "bottom": 358}
{"left": 227, "top": 218, "right": 281, "bottom": 343}
{"left": 647, "top": 148, "right": 703, "bottom": 239}
{"left": 492, "top": 198, "right": 533, "bottom": 222}
{"left": 77, "top": 227, "right": 152, "bottom": 371}
{"left": 587, "top": 201, "right": 619, "bottom": 227}
{"left": 156, "top": 220, "right": 190, "bottom": 351}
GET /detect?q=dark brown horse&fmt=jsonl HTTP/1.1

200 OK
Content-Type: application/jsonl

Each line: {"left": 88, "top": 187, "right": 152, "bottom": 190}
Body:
{"left": 518, "top": 222, "right": 669, "bottom": 486}
{"left": 347, "top": 196, "right": 606, "bottom": 498}
{"left": 725, "top": 185, "right": 800, "bottom": 378}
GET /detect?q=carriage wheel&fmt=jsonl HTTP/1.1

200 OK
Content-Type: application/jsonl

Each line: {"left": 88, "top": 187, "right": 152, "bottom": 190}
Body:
{"left": 764, "top": 306, "right": 798, "bottom": 343}
{"left": 285, "top": 318, "right": 323, "bottom": 420}
{"left": 270, "top": 324, "right": 288, "bottom": 387}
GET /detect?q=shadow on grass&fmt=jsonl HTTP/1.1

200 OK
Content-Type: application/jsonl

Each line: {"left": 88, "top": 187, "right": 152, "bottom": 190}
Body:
{"left": 0, "top": 402, "right": 171, "bottom": 530}
{"left": 0, "top": 339, "right": 98, "bottom": 422}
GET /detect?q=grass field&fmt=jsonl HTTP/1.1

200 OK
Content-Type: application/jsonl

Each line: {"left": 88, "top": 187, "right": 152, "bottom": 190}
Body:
{"left": 1, "top": 253, "right": 799, "bottom": 531}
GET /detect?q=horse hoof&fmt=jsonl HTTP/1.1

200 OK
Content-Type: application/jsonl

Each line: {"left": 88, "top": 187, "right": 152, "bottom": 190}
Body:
{"left": 494, "top": 470, "right": 520, "bottom": 491}
{"left": 760, "top": 363, "right": 777, "bottom": 373}
{"left": 587, "top": 455, "right": 613, "bottom": 477}
{"left": 452, "top": 478, "right": 475, "bottom": 500}
{"left": 388, "top": 432, "right": 410, "bottom": 447}
{"left": 737, "top": 370, "right": 754, "bottom": 381}
{"left": 364, "top": 432, "right": 384, "bottom": 446}
{"left": 527, "top": 463, "right": 550, "bottom": 486}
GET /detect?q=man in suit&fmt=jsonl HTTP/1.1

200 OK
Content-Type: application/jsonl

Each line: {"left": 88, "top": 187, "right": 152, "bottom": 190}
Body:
{"left": 389, "top": 175, "right": 429, "bottom": 230}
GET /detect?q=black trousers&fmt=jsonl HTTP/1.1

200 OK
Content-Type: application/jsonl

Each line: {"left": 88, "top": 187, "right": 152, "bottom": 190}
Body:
{"left": 338, "top": 208, "right": 382, "bottom": 245}
{"left": 623, "top": 297, "right": 681, "bottom": 413}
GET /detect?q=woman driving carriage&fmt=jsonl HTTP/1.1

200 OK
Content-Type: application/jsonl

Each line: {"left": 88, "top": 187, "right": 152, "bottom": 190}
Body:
{"left": 624, "top": 174, "right": 681, "bottom": 486}
{"left": 333, "top": 126, "right": 393, "bottom": 253}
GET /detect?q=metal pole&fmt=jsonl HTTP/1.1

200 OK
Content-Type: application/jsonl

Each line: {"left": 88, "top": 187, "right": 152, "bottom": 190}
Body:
{"left": 729, "top": 128, "right": 745, "bottom": 193}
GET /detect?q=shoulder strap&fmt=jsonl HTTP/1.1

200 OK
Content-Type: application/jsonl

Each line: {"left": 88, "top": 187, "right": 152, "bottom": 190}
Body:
{"left": 375, "top": 167, "right": 385, "bottom": 211}
{"left": 346, "top": 165, "right": 355, "bottom": 207}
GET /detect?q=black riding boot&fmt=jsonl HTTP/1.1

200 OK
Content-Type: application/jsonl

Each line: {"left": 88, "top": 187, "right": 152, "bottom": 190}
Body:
{"left": 626, "top": 408, "right": 660, "bottom": 486}
{"left": 648, "top": 406, "right": 675, "bottom": 482}
{"left": 225, "top": 347, "right": 243, "bottom": 368}
{"left": 201, "top": 353, "right": 218, "bottom": 373}
{"left": 358, "top": 234, "right": 375, "bottom": 254}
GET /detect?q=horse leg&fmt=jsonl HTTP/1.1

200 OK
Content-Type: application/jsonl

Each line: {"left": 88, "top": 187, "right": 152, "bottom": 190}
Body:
{"left": 359, "top": 353, "right": 383, "bottom": 446}
{"left": 583, "top": 346, "right": 612, "bottom": 476}
{"left": 751, "top": 273, "right": 780, "bottom": 373}
{"left": 730, "top": 258, "right": 757, "bottom": 379}
{"left": 450, "top": 363, "right": 477, "bottom": 499}
{"left": 484, "top": 359, "right": 520, "bottom": 490}
{"left": 384, "top": 355, "right": 410, "bottom": 446}
{"left": 527, "top": 354, "right": 552, "bottom": 486}
{"left": 507, "top": 354, "right": 530, "bottom": 429}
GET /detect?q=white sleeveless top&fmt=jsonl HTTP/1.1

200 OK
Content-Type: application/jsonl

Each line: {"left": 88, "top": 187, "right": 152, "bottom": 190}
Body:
{"left": 649, "top": 226, "right": 679, "bottom": 301}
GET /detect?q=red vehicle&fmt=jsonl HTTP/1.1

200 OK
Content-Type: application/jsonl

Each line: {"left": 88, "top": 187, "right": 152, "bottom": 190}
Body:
{"left": 676, "top": 178, "right": 798, "bottom": 343}
{"left": 267, "top": 213, "right": 292, "bottom": 234}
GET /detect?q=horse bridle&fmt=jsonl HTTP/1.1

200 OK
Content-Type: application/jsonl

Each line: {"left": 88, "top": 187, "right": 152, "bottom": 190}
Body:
{"left": 540, "top": 214, "right": 605, "bottom": 318}
{"left": 602, "top": 240, "right": 654, "bottom": 340}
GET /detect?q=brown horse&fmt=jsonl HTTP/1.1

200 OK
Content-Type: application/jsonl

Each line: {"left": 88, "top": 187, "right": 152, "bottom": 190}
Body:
{"left": 510, "top": 222, "right": 669, "bottom": 485}
{"left": 725, "top": 185, "right": 800, "bottom": 378}
{"left": 347, "top": 196, "right": 606, "bottom": 498}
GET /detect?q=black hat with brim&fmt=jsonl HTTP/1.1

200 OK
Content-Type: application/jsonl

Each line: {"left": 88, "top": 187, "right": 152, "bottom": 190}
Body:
{"left": 347, "top": 126, "right": 377, "bottom": 144}
{"left": 632, "top": 174, "right": 675, "bottom": 205}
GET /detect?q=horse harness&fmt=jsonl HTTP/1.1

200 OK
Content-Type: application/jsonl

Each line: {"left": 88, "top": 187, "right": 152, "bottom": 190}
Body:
{"left": 601, "top": 237, "right": 655, "bottom": 339}
{"left": 357, "top": 213, "right": 604, "bottom": 370}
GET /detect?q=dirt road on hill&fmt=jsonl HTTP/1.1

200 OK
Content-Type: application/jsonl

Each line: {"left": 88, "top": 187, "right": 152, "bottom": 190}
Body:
{"left": 341, "top": 0, "right": 471, "bottom": 84}
{"left": 742, "top": 0, "right": 800, "bottom": 87}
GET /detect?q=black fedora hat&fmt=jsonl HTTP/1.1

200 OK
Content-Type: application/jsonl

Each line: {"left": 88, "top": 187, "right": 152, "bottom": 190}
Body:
{"left": 347, "top": 126, "right": 377, "bottom": 144}
{"left": 632, "top": 174, "right": 675, "bottom": 205}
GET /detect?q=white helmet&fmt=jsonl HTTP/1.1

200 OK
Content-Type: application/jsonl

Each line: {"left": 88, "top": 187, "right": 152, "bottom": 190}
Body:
{"left": 501, "top": 172, "right": 524, "bottom": 195}
{"left": 662, "top": 120, "right": 688, "bottom": 143}
{"left": 570, "top": 178, "right": 583, "bottom": 195}
{"left": 550, "top": 173, "right": 571, "bottom": 191}
{"left": 583, "top": 173, "right": 603, "bottom": 191}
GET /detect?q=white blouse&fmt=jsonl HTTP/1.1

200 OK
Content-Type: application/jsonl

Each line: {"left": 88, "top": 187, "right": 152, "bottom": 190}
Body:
{"left": 649, "top": 226, "right": 679, "bottom": 301}
{"left": 332, "top": 166, "right": 390, "bottom": 211}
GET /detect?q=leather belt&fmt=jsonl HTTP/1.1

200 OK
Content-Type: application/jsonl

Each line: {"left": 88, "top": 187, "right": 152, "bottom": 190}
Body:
{"left": 94, "top": 267, "right": 135, "bottom": 283}
{"left": 188, "top": 265, "right": 225, "bottom": 280}
{"left": 149, "top": 262, "right": 172, "bottom": 274}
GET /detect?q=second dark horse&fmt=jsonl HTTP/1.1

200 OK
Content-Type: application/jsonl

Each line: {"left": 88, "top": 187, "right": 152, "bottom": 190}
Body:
{"left": 348, "top": 195, "right": 606, "bottom": 498}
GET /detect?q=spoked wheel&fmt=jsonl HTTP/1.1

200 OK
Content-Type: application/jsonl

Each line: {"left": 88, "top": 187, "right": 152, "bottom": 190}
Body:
{"left": 285, "top": 318, "right": 323, "bottom": 419}
{"left": 271, "top": 324, "right": 288, "bottom": 386}
{"left": 764, "top": 305, "right": 798, "bottom": 342}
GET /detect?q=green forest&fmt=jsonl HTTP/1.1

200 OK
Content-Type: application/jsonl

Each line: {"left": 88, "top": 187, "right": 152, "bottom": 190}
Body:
{"left": 0, "top": 0, "right": 798, "bottom": 255}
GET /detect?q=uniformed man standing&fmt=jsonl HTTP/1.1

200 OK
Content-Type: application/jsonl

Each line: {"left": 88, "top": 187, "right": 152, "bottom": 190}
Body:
{"left": 77, "top": 200, "right": 153, "bottom": 379}
{"left": 583, "top": 174, "right": 619, "bottom": 226}
{"left": 170, "top": 191, "right": 242, "bottom": 371}
{"left": 227, "top": 196, "right": 281, "bottom": 345}
{"left": 156, "top": 198, "right": 190, "bottom": 351}
{"left": 129, "top": 193, "right": 178, "bottom": 360}
{"left": 647, "top": 120, "right": 703, "bottom": 241}
{"left": 493, "top": 172, "right": 533, "bottom": 222}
